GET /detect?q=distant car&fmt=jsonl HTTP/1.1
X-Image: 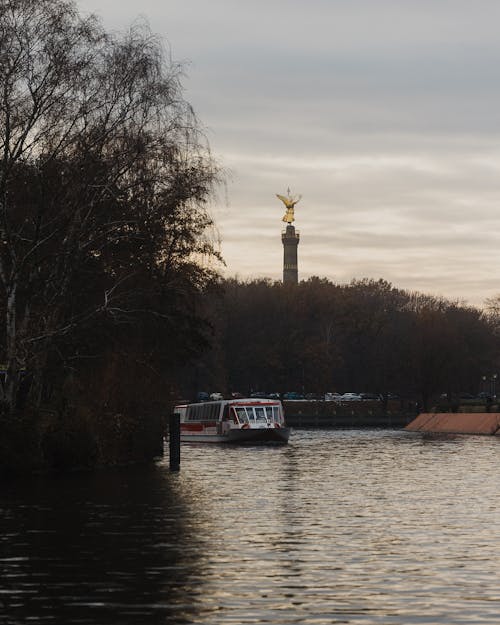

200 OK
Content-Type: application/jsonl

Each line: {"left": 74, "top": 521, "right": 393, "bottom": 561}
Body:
{"left": 459, "top": 393, "right": 475, "bottom": 400}
{"left": 283, "top": 392, "right": 305, "bottom": 400}
{"left": 341, "top": 393, "right": 362, "bottom": 401}
{"left": 360, "top": 393, "right": 381, "bottom": 401}
{"left": 305, "top": 393, "right": 323, "bottom": 400}
{"left": 210, "top": 392, "right": 224, "bottom": 400}
{"left": 265, "top": 392, "right": 281, "bottom": 399}
{"left": 324, "top": 392, "right": 342, "bottom": 401}
{"left": 196, "top": 391, "right": 209, "bottom": 402}
{"left": 230, "top": 392, "right": 244, "bottom": 399}
{"left": 477, "top": 392, "right": 491, "bottom": 400}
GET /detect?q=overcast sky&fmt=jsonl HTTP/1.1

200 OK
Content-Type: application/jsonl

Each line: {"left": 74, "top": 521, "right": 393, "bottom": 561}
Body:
{"left": 76, "top": 0, "right": 500, "bottom": 306}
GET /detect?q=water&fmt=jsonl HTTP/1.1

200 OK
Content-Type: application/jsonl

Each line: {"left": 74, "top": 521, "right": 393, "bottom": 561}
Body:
{"left": 1, "top": 429, "right": 500, "bottom": 624}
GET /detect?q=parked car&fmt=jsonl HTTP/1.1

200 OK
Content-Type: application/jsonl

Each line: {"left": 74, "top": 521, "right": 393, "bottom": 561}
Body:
{"left": 477, "top": 392, "right": 492, "bottom": 400}
{"left": 210, "top": 392, "right": 224, "bottom": 400}
{"left": 341, "top": 393, "right": 362, "bottom": 401}
{"left": 325, "top": 392, "right": 342, "bottom": 401}
{"left": 360, "top": 393, "right": 381, "bottom": 401}
{"left": 305, "top": 393, "right": 323, "bottom": 400}
{"left": 459, "top": 393, "right": 475, "bottom": 400}
{"left": 283, "top": 392, "right": 305, "bottom": 400}
{"left": 196, "top": 391, "right": 210, "bottom": 402}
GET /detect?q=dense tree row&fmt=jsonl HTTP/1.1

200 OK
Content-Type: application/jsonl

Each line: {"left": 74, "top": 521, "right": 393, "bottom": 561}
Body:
{"left": 187, "top": 277, "right": 499, "bottom": 409}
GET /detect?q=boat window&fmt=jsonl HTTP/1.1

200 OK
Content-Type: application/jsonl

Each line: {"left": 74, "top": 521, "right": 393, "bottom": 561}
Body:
{"left": 235, "top": 407, "right": 248, "bottom": 423}
{"left": 244, "top": 407, "right": 255, "bottom": 421}
{"left": 187, "top": 402, "right": 221, "bottom": 421}
{"left": 254, "top": 406, "right": 267, "bottom": 422}
{"left": 265, "top": 406, "right": 275, "bottom": 420}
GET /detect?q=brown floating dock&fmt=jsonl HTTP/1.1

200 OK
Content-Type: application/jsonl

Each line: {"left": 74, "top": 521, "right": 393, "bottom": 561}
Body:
{"left": 405, "top": 412, "right": 500, "bottom": 435}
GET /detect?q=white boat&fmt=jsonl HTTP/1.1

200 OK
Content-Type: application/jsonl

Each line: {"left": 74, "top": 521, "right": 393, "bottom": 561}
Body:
{"left": 174, "top": 398, "right": 290, "bottom": 444}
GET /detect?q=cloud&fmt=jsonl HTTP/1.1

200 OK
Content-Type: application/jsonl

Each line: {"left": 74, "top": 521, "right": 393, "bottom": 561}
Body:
{"left": 76, "top": 0, "right": 500, "bottom": 306}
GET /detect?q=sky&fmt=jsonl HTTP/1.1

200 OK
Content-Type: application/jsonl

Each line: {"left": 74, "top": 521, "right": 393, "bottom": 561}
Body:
{"left": 76, "top": 0, "right": 500, "bottom": 307}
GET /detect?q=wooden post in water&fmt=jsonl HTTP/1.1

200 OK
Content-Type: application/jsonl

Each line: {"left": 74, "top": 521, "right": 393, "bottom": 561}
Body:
{"left": 169, "top": 413, "right": 181, "bottom": 471}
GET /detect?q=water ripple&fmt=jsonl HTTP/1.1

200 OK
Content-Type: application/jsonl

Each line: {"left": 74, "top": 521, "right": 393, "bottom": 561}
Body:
{"left": 1, "top": 430, "right": 500, "bottom": 623}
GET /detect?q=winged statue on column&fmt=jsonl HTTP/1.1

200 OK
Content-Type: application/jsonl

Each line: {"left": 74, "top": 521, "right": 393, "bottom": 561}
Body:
{"left": 276, "top": 188, "right": 301, "bottom": 224}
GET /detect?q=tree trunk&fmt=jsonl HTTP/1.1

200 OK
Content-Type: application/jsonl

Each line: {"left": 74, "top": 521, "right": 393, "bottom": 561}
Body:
{"left": 4, "top": 282, "right": 19, "bottom": 413}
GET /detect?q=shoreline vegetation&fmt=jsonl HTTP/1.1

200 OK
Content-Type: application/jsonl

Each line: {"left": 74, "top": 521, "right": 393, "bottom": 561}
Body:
{"left": 1, "top": 1, "right": 499, "bottom": 476}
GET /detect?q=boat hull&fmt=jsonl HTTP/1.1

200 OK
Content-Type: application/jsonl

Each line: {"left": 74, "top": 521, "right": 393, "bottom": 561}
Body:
{"left": 227, "top": 426, "right": 290, "bottom": 445}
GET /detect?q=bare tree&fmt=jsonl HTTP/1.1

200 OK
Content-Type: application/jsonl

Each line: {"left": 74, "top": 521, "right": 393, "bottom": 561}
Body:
{"left": 0, "top": 0, "right": 220, "bottom": 414}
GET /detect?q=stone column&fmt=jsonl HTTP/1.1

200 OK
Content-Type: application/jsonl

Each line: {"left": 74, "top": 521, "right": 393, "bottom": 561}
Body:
{"left": 282, "top": 224, "right": 300, "bottom": 284}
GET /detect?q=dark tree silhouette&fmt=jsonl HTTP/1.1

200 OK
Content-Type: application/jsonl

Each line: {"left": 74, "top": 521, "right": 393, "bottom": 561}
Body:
{"left": 0, "top": 0, "right": 221, "bottom": 422}
{"left": 192, "top": 277, "right": 498, "bottom": 408}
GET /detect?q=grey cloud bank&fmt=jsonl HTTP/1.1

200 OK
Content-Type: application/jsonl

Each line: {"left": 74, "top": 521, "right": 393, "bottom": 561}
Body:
{"left": 77, "top": 0, "right": 500, "bottom": 305}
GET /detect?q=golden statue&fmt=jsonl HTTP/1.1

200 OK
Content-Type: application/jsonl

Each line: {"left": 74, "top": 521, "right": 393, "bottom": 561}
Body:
{"left": 276, "top": 188, "right": 301, "bottom": 224}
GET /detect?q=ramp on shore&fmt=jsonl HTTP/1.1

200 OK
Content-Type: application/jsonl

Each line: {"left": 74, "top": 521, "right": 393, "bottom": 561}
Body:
{"left": 405, "top": 412, "right": 500, "bottom": 435}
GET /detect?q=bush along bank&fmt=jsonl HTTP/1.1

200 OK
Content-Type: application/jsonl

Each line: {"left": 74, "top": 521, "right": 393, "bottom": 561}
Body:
{"left": 0, "top": 406, "right": 165, "bottom": 478}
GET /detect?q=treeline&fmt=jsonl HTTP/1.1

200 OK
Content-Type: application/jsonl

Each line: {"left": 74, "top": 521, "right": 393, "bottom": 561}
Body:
{"left": 186, "top": 277, "right": 500, "bottom": 409}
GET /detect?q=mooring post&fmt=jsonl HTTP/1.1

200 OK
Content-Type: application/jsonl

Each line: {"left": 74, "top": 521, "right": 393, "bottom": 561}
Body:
{"left": 169, "top": 412, "right": 181, "bottom": 471}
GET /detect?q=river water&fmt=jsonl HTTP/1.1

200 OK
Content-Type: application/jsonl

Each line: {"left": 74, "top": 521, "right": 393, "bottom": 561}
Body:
{"left": 1, "top": 429, "right": 500, "bottom": 624}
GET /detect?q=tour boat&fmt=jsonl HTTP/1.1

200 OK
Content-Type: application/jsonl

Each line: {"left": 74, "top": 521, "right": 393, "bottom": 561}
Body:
{"left": 174, "top": 398, "right": 290, "bottom": 444}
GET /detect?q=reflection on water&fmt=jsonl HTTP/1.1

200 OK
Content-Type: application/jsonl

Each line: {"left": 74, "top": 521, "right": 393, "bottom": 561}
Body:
{"left": 0, "top": 466, "right": 206, "bottom": 624}
{"left": 1, "top": 430, "right": 500, "bottom": 624}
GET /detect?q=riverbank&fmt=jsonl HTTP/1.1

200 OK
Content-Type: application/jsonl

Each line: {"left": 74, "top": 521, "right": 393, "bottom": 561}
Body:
{"left": 283, "top": 399, "right": 416, "bottom": 428}
{"left": 0, "top": 407, "right": 165, "bottom": 478}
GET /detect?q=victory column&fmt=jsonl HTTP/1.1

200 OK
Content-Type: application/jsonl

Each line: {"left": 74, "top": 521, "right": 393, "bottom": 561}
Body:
{"left": 276, "top": 189, "right": 301, "bottom": 284}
